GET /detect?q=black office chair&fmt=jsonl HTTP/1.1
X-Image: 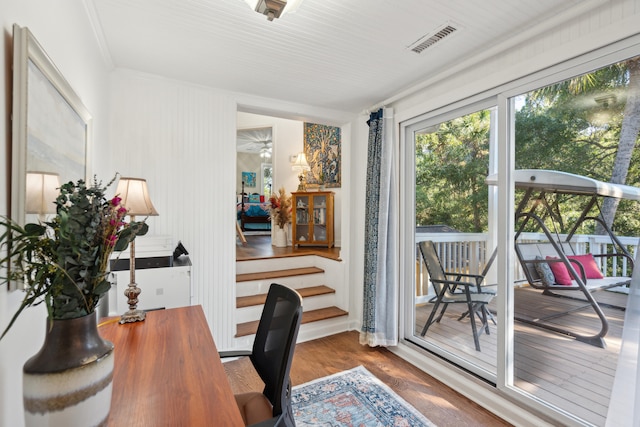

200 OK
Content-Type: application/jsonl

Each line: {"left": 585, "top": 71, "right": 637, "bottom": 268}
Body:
{"left": 220, "top": 283, "right": 303, "bottom": 427}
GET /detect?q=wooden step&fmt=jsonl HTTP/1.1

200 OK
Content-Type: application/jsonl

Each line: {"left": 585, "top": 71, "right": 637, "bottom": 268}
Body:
{"left": 236, "top": 267, "right": 324, "bottom": 283}
{"left": 237, "top": 285, "right": 335, "bottom": 308}
{"left": 235, "top": 306, "right": 348, "bottom": 337}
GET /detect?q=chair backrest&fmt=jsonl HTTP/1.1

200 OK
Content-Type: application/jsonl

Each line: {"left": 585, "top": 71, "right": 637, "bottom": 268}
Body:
{"left": 418, "top": 241, "right": 447, "bottom": 295}
{"left": 250, "top": 283, "right": 303, "bottom": 418}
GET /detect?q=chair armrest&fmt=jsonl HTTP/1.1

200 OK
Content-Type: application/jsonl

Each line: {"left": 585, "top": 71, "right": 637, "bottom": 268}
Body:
{"left": 444, "top": 271, "right": 483, "bottom": 281}
{"left": 444, "top": 271, "right": 485, "bottom": 291}
{"left": 593, "top": 252, "right": 635, "bottom": 271}
{"left": 218, "top": 350, "right": 252, "bottom": 359}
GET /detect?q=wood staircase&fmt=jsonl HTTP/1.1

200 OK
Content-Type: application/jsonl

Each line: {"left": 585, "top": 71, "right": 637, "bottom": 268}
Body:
{"left": 235, "top": 260, "right": 348, "bottom": 341}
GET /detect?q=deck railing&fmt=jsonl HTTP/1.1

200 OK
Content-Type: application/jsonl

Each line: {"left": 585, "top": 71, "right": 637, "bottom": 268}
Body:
{"left": 415, "top": 232, "right": 639, "bottom": 301}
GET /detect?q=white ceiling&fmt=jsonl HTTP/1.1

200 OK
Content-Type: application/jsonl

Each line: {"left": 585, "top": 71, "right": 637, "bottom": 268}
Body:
{"left": 88, "top": 0, "right": 585, "bottom": 114}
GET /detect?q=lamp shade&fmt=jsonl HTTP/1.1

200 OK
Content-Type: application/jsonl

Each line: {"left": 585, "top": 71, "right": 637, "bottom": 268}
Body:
{"left": 291, "top": 152, "right": 310, "bottom": 172}
{"left": 115, "top": 177, "right": 159, "bottom": 216}
{"left": 25, "top": 172, "right": 60, "bottom": 214}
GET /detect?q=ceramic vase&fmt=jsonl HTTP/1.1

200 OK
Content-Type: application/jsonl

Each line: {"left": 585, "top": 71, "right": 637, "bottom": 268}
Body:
{"left": 273, "top": 226, "right": 288, "bottom": 247}
{"left": 23, "top": 313, "right": 114, "bottom": 427}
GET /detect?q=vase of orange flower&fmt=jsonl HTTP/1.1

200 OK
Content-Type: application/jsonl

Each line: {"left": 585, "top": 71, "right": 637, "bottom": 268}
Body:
{"left": 268, "top": 187, "right": 292, "bottom": 247}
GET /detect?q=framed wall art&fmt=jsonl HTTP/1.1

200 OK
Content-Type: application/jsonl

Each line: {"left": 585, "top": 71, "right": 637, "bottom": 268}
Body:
{"left": 10, "top": 25, "right": 92, "bottom": 290}
{"left": 12, "top": 25, "right": 91, "bottom": 227}
{"left": 242, "top": 171, "right": 256, "bottom": 188}
{"left": 303, "top": 123, "right": 341, "bottom": 188}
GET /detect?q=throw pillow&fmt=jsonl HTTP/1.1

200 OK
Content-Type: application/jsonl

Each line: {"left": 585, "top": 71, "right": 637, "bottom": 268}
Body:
{"left": 567, "top": 254, "right": 604, "bottom": 279}
{"left": 534, "top": 256, "right": 556, "bottom": 286}
{"left": 546, "top": 256, "right": 573, "bottom": 286}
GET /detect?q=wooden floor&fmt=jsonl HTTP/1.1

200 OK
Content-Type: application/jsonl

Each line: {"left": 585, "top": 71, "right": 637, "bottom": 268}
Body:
{"left": 234, "top": 236, "right": 625, "bottom": 425}
{"left": 223, "top": 331, "right": 512, "bottom": 427}
{"left": 414, "top": 286, "right": 627, "bottom": 426}
{"left": 236, "top": 234, "right": 341, "bottom": 261}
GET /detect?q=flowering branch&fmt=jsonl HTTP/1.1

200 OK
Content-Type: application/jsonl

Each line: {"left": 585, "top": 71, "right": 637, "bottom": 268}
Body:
{"left": 269, "top": 187, "right": 292, "bottom": 229}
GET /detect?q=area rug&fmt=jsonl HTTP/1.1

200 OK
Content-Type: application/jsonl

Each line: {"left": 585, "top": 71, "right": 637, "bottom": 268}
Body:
{"left": 292, "top": 366, "right": 436, "bottom": 427}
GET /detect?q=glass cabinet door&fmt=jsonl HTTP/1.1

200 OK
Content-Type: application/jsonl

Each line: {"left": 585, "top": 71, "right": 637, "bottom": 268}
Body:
{"left": 312, "top": 195, "right": 327, "bottom": 242}
{"left": 292, "top": 191, "right": 334, "bottom": 248}
{"left": 294, "top": 195, "right": 310, "bottom": 242}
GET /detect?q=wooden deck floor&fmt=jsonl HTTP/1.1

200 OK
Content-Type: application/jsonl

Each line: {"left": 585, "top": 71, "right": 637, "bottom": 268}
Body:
{"left": 414, "top": 285, "right": 627, "bottom": 426}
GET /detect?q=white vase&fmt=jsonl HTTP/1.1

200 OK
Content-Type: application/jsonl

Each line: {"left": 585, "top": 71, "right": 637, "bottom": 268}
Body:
{"left": 23, "top": 313, "right": 114, "bottom": 427}
{"left": 273, "top": 226, "right": 287, "bottom": 247}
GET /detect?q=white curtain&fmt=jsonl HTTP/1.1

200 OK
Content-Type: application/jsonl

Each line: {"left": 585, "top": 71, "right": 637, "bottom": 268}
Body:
{"left": 606, "top": 249, "right": 640, "bottom": 427}
{"left": 360, "top": 107, "right": 398, "bottom": 347}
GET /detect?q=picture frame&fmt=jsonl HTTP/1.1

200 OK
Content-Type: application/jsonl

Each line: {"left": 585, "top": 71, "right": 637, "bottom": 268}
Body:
{"left": 303, "top": 123, "right": 341, "bottom": 188}
{"left": 10, "top": 25, "right": 91, "bottom": 289}
{"left": 242, "top": 171, "right": 256, "bottom": 188}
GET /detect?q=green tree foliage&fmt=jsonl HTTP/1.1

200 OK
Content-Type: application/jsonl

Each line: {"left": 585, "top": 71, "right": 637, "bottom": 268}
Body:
{"left": 415, "top": 56, "right": 640, "bottom": 237}
{"left": 515, "top": 57, "right": 640, "bottom": 236}
{"left": 415, "top": 110, "right": 490, "bottom": 232}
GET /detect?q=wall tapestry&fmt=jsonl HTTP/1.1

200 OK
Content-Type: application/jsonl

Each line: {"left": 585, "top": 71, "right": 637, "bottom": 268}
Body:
{"left": 242, "top": 171, "right": 256, "bottom": 188}
{"left": 303, "top": 123, "right": 341, "bottom": 188}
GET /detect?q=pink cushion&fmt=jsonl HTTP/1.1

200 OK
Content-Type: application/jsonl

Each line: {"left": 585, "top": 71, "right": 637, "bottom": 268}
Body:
{"left": 568, "top": 254, "right": 604, "bottom": 279}
{"left": 546, "top": 254, "right": 603, "bottom": 285}
{"left": 546, "top": 256, "right": 573, "bottom": 285}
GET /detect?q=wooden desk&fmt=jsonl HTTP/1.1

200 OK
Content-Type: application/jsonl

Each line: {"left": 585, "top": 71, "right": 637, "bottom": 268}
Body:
{"left": 99, "top": 306, "right": 244, "bottom": 426}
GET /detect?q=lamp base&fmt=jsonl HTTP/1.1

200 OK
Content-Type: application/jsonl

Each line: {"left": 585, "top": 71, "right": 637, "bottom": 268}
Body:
{"left": 120, "top": 279, "right": 145, "bottom": 324}
{"left": 119, "top": 309, "right": 146, "bottom": 324}
{"left": 297, "top": 173, "right": 307, "bottom": 192}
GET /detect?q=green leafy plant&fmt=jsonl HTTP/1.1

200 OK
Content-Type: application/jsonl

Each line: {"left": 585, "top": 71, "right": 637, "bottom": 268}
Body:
{"left": 0, "top": 175, "right": 149, "bottom": 339}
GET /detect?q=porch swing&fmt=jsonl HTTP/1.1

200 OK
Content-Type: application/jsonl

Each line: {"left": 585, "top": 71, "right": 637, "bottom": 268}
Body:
{"left": 487, "top": 169, "right": 638, "bottom": 348}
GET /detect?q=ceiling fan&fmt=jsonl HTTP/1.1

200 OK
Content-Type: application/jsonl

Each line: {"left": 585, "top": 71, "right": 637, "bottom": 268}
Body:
{"left": 237, "top": 127, "right": 272, "bottom": 154}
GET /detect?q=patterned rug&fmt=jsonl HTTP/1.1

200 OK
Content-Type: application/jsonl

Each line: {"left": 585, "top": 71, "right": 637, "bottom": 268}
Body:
{"left": 292, "top": 366, "right": 437, "bottom": 427}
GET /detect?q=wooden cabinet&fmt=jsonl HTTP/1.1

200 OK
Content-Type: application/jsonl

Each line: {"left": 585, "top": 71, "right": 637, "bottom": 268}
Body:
{"left": 292, "top": 191, "right": 334, "bottom": 248}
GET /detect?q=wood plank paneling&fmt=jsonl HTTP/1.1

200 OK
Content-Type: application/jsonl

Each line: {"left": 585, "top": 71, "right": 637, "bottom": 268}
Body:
{"left": 108, "top": 71, "right": 237, "bottom": 348}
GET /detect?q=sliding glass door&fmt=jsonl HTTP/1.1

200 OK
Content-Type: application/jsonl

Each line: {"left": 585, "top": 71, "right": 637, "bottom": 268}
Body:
{"left": 401, "top": 51, "right": 640, "bottom": 425}
{"left": 404, "top": 102, "right": 499, "bottom": 380}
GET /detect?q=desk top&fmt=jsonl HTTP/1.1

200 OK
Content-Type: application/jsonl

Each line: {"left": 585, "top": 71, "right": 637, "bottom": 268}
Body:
{"left": 99, "top": 306, "right": 244, "bottom": 426}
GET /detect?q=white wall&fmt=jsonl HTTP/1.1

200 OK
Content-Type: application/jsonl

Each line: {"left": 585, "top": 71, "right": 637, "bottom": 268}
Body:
{"left": 0, "top": 1, "right": 111, "bottom": 426}
{"left": 106, "top": 71, "right": 353, "bottom": 353}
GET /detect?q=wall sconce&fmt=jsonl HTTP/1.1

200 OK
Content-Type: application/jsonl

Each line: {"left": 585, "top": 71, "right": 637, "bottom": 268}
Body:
{"left": 116, "top": 177, "right": 159, "bottom": 324}
{"left": 291, "top": 152, "right": 310, "bottom": 191}
{"left": 243, "top": 0, "right": 304, "bottom": 21}
{"left": 25, "top": 172, "right": 60, "bottom": 219}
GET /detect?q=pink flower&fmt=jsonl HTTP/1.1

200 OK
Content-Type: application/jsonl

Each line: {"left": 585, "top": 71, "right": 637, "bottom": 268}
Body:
{"left": 110, "top": 196, "right": 122, "bottom": 206}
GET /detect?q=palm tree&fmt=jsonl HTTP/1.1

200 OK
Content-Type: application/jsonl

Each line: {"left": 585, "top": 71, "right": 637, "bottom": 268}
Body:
{"left": 530, "top": 56, "right": 640, "bottom": 233}
{"left": 598, "top": 58, "right": 640, "bottom": 233}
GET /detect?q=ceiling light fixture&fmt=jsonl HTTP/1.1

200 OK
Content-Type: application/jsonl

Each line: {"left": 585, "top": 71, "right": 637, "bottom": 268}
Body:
{"left": 243, "top": 0, "right": 304, "bottom": 21}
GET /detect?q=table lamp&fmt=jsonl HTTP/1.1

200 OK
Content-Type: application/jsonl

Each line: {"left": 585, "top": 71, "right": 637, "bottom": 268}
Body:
{"left": 116, "top": 177, "right": 159, "bottom": 324}
{"left": 25, "top": 172, "right": 60, "bottom": 220}
{"left": 292, "top": 152, "right": 310, "bottom": 191}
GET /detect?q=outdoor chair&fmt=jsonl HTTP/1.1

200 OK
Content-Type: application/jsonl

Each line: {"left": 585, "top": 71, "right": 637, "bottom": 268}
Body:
{"left": 418, "top": 241, "right": 495, "bottom": 351}
{"left": 220, "top": 283, "right": 303, "bottom": 427}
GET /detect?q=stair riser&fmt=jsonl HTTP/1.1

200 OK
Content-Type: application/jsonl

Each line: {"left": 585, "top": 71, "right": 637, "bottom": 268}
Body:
{"left": 236, "top": 255, "right": 319, "bottom": 275}
{"left": 236, "top": 294, "right": 336, "bottom": 323}
{"left": 236, "top": 274, "right": 325, "bottom": 297}
{"left": 232, "top": 316, "right": 350, "bottom": 349}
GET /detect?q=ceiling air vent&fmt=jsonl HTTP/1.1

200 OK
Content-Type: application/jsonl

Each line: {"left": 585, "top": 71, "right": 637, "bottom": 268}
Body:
{"left": 408, "top": 23, "right": 458, "bottom": 54}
